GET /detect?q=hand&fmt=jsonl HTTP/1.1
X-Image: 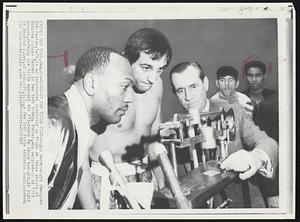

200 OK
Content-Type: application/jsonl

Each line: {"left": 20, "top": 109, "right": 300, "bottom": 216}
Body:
{"left": 244, "top": 101, "right": 254, "bottom": 112}
{"left": 238, "top": 97, "right": 254, "bottom": 113}
{"left": 220, "top": 150, "right": 263, "bottom": 180}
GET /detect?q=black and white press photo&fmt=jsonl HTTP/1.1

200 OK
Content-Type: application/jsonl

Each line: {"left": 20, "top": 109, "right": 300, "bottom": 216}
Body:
{"left": 3, "top": 3, "right": 295, "bottom": 219}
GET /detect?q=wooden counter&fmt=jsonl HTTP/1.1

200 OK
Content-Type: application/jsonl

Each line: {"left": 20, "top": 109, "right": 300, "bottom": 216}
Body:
{"left": 155, "top": 160, "right": 237, "bottom": 208}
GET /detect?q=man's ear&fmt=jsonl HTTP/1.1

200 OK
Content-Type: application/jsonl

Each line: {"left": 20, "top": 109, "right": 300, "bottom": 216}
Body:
{"left": 203, "top": 76, "right": 209, "bottom": 91}
{"left": 83, "top": 73, "right": 96, "bottom": 96}
{"left": 235, "top": 80, "right": 240, "bottom": 88}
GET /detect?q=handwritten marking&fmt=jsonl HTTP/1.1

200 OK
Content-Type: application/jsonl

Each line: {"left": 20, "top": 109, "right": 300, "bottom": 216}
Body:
{"left": 47, "top": 49, "right": 69, "bottom": 68}
{"left": 240, "top": 55, "right": 260, "bottom": 78}
{"left": 267, "top": 62, "right": 272, "bottom": 75}
{"left": 47, "top": 54, "right": 64, "bottom": 59}
{"left": 238, "top": 6, "right": 254, "bottom": 15}
{"left": 63, "top": 50, "right": 68, "bottom": 68}
{"left": 241, "top": 55, "right": 282, "bottom": 77}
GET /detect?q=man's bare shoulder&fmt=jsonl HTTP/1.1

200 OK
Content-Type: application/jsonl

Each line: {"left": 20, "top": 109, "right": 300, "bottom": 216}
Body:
{"left": 136, "top": 78, "right": 162, "bottom": 110}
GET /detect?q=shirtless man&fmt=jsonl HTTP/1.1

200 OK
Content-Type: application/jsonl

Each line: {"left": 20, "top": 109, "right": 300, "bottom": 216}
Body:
{"left": 83, "top": 28, "right": 172, "bottom": 208}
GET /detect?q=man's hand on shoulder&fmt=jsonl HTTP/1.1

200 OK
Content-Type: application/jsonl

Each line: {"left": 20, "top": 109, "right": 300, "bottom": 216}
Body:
{"left": 244, "top": 101, "right": 254, "bottom": 112}
{"left": 220, "top": 149, "right": 264, "bottom": 180}
{"left": 238, "top": 96, "right": 254, "bottom": 114}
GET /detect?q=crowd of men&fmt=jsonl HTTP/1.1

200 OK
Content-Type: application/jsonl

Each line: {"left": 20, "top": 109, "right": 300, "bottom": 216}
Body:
{"left": 47, "top": 28, "right": 279, "bottom": 209}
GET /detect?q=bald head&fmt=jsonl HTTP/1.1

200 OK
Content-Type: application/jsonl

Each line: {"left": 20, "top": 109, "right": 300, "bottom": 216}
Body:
{"left": 170, "top": 62, "right": 208, "bottom": 111}
{"left": 74, "top": 47, "right": 125, "bottom": 82}
{"left": 170, "top": 62, "right": 205, "bottom": 93}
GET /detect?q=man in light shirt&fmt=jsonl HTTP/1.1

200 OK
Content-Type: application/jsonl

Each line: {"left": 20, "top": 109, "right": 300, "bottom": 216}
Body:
{"left": 211, "top": 65, "right": 253, "bottom": 116}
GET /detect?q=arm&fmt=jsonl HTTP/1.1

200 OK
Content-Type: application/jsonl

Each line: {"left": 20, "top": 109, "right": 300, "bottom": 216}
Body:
{"left": 77, "top": 151, "right": 98, "bottom": 209}
{"left": 47, "top": 111, "right": 80, "bottom": 209}
{"left": 47, "top": 117, "right": 74, "bottom": 182}
{"left": 237, "top": 93, "right": 254, "bottom": 116}
{"left": 147, "top": 80, "right": 166, "bottom": 190}
{"left": 221, "top": 105, "right": 278, "bottom": 180}
{"left": 46, "top": 119, "right": 62, "bottom": 179}
{"left": 240, "top": 106, "right": 278, "bottom": 173}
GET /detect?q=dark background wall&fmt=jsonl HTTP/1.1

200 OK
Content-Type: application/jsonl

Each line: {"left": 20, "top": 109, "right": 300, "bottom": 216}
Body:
{"left": 47, "top": 19, "right": 278, "bottom": 121}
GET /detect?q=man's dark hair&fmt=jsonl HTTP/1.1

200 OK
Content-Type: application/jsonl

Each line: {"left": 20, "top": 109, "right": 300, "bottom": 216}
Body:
{"left": 74, "top": 47, "right": 121, "bottom": 82}
{"left": 123, "top": 28, "right": 172, "bottom": 65}
{"left": 216, "top": 66, "right": 239, "bottom": 81}
{"left": 244, "top": 60, "right": 266, "bottom": 75}
{"left": 169, "top": 62, "right": 205, "bottom": 93}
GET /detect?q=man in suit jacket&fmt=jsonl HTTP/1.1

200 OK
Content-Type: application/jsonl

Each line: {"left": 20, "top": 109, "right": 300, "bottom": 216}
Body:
{"left": 169, "top": 61, "right": 278, "bottom": 208}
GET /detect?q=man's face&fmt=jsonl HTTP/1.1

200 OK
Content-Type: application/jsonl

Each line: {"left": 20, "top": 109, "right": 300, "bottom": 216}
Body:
{"left": 131, "top": 51, "right": 168, "bottom": 93}
{"left": 171, "top": 66, "right": 207, "bottom": 111}
{"left": 216, "top": 75, "right": 238, "bottom": 97}
{"left": 246, "top": 67, "right": 265, "bottom": 91}
{"left": 93, "top": 53, "right": 134, "bottom": 124}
